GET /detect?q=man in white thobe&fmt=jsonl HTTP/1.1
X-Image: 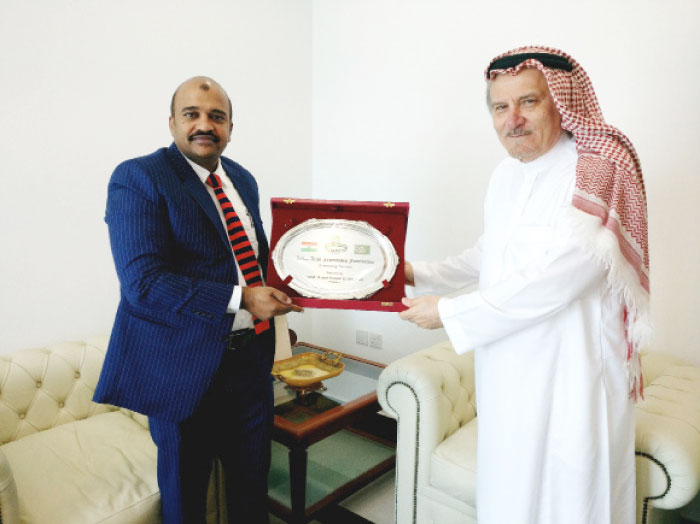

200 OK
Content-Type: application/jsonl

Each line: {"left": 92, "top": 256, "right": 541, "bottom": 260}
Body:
{"left": 400, "top": 47, "right": 650, "bottom": 524}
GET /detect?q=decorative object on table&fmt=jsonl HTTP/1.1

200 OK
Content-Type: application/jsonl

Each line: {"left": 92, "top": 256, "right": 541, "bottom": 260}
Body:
{"left": 271, "top": 351, "right": 345, "bottom": 398}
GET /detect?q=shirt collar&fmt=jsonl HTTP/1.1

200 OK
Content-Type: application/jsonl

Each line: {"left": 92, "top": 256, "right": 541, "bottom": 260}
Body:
{"left": 179, "top": 150, "right": 224, "bottom": 185}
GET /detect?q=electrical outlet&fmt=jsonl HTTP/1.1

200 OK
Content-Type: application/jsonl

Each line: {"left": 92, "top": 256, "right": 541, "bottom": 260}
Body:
{"left": 356, "top": 329, "right": 368, "bottom": 346}
{"left": 368, "top": 331, "right": 383, "bottom": 349}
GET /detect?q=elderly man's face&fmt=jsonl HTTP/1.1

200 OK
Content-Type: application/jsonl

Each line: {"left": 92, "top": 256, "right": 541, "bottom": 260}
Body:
{"left": 169, "top": 79, "right": 232, "bottom": 172}
{"left": 489, "top": 68, "right": 562, "bottom": 163}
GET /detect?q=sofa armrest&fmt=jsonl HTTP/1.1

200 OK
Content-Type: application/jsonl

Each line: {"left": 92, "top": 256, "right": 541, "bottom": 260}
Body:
{"left": 635, "top": 364, "right": 700, "bottom": 521}
{"left": 0, "top": 447, "right": 19, "bottom": 524}
{"left": 120, "top": 408, "right": 150, "bottom": 430}
{"left": 377, "top": 340, "right": 476, "bottom": 524}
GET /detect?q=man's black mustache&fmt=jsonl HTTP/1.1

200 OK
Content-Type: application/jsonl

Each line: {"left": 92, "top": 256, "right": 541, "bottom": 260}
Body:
{"left": 188, "top": 131, "right": 220, "bottom": 142}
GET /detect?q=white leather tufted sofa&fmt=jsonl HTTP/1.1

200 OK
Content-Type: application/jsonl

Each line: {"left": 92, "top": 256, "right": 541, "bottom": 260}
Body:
{"left": 0, "top": 335, "right": 226, "bottom": 524}
{"left": 377, "top": 340, "right": 700, "bottom": 524}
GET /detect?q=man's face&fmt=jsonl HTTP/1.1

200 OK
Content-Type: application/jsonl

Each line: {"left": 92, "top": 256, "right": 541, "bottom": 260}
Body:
{"left": 489, "top": 68, "right": 562, "bottom": 163}
{"left": 169, "top": 80, "right": 232, "bottom": 171}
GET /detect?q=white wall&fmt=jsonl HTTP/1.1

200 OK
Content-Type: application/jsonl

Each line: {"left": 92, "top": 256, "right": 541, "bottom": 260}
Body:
{"left": 0, "top": 0, "right": 312, "bottom": 353}
{"left": 2, "top": 0, "right": 699, "bottom": 371}
{"left": 310, "top": 0, "right": 700, "bottom": 366}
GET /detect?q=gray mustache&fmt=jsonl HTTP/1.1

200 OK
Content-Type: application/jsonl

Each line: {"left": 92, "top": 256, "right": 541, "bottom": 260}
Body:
{"left": 507, "top": 130, "right": 532, "bottom": 137}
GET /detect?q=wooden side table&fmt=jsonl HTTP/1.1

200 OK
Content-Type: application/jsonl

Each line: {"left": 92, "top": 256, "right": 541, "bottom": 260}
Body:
{"left": 268, "top": 342, "right": 396, "bottom": 524}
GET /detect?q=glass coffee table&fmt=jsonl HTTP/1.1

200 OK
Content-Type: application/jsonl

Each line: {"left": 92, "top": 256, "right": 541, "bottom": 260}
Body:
{"left": 268, "top": 342, "right": 396, "bottom": 524}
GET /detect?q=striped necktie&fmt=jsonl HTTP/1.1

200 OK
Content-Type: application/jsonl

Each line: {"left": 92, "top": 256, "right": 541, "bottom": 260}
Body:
{"left": 206, "top": 172, "right": 270, "bottom": 334}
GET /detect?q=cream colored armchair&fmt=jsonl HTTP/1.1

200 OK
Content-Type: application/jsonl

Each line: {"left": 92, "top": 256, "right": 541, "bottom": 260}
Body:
{"left": 0, "top": 336, "right": 226, "bottom": 524}
{"left": 377, "top": 341, "right": 700, "bottom": 524}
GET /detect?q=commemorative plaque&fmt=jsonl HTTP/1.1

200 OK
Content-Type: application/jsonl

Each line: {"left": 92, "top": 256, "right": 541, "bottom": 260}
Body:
{"left": 267, "top": 199, "right": 409, "bottom": 312}
{"left": 272, "top": 219, "right": 399, "bottom": 300}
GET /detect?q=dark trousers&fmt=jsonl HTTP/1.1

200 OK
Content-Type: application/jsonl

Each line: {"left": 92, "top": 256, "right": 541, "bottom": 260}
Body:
{"left": 150, "top": 331, "right": 275, "bottom": 524}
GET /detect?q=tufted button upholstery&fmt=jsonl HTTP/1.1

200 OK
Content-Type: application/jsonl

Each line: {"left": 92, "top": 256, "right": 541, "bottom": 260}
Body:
{"left": 378, "top": 340, "right": 478, "bottom": 524}
{"left": 0, "top": 335, "right": 226, "bottom": 524}
{"left": 635, "top": 362, "right": 700, "bottom": 518}
{"left": 0, "top": 337, "right": 118, "bottom": 444}
{"left": 378, "top": 341, "right": 700, "bottom": 524}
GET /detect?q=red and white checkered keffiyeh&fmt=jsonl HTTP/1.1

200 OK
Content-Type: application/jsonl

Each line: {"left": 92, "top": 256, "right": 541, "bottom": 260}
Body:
{"left": 486, "top": 45, "right": 650, "bottom": 399}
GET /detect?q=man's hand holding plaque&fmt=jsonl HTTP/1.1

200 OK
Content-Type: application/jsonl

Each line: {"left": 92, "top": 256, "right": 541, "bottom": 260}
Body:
{"left": 241, "top": 286, "right": 304, "bottom": 320}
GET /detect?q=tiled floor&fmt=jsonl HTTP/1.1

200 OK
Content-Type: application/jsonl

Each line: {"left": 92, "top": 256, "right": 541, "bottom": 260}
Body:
{"left": 269, "top": 469, "right": 395, "bottom": 524}
{"left": 338, "top": 469, "right": 395, "bottom": 523}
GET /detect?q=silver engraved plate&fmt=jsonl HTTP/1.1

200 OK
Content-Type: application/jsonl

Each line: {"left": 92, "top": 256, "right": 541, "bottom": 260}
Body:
{"left": 272, "top": 219, "right": 399, "bottom": 300}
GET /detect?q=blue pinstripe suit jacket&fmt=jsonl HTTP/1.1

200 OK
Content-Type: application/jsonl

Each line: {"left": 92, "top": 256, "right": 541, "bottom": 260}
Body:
{"left": 93, "top": 143, "right": 275, "bottom": 422}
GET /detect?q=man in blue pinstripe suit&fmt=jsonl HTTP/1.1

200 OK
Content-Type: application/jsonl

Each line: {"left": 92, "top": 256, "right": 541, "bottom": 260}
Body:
{"left": 94, "top": 76, "right": 302, "bottom": 523}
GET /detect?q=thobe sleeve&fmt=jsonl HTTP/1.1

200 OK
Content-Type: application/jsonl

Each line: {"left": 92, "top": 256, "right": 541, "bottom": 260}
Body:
{"left": 438, "top": 237, "right": 606, "bottom": 354}
{"left": 411, "top": 235, "right": 484, "bottom": 296}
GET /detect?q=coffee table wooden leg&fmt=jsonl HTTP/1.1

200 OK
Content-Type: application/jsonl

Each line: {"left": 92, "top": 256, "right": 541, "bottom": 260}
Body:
{"left": 289, "top": 446, "right": 308, "bottom": 523}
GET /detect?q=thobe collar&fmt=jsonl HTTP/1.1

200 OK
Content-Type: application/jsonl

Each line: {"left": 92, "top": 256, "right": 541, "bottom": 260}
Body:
{"left": 519, "top": 132, "right": 575, "bottom": 175}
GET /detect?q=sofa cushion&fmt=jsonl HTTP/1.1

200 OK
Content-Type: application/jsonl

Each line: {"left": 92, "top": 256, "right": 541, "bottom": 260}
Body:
{"left": 1, "top": 410, "right": 158, "bottom": 523}
{"left": 430, "top": 417, "right": 478, "bottom": 507}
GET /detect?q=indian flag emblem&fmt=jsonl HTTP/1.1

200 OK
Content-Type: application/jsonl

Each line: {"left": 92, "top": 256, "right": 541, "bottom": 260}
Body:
{"left": 301, "top": 241, "right": 317, "bottom": 252}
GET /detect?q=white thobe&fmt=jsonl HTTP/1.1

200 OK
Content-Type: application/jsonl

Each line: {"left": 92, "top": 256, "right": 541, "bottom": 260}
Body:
{"left": 412, "top": 134, "right": 635, "bottom": 524}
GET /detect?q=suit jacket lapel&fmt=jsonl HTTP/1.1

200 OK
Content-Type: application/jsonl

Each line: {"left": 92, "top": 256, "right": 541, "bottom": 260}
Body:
{"left": 164, "top": 143, "right": 231, "bottom": 249}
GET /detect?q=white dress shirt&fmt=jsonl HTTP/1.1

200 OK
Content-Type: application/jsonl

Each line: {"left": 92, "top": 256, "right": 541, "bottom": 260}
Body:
{"left": 182, "top": 154, "right": 259, "bottom": 330}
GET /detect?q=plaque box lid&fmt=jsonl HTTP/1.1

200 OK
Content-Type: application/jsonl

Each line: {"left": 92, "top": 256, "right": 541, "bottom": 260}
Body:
{"left": 266, "top": 198, "right": 409, "bottom": 312}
